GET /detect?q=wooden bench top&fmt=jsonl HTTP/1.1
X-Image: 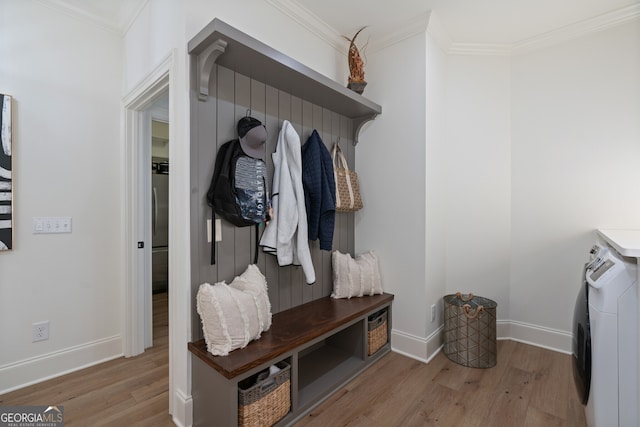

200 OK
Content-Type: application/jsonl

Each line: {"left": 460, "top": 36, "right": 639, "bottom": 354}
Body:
{"left": 188, "top": 293, "right": 394, "bottom": 379}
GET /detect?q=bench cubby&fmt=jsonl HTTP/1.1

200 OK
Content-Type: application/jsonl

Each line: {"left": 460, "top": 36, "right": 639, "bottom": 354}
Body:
{"left": 189, "top": 293, "right": 393, "bottom": 426}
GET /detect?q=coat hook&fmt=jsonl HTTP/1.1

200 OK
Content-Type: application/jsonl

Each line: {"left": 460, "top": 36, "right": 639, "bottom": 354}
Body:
{"left": 246, "top": 108, "right": 251, "bottom": 117}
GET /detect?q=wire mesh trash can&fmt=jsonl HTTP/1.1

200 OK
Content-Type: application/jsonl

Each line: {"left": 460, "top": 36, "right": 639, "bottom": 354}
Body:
{"left": 443, "top": 292, "right": 497, "bottom": 368}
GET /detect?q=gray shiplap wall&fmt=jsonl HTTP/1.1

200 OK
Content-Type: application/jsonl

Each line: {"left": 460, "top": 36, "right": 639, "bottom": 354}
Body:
{"left": 190, "top": 64, "right": 357, "bottom": 340}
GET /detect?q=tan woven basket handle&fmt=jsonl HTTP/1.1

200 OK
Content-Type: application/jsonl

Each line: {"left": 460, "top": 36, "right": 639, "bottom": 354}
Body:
{"left": 456, "top": 292, "right": 474, "bottom": 302}
{"left": 463, "top": 304, "right": 484, "bottom": 319}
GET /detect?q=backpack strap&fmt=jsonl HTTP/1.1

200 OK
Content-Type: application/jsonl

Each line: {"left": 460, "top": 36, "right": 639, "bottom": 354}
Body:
{"left": 211, "top": 208, "right": 216, "bottom": 264}
{"left": 253, "top": 223, "right": 260, "bottom": 264}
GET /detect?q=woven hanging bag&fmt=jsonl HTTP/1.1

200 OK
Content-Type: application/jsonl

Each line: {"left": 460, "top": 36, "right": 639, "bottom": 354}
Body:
{"left": 443, "top": 292, "right": 497, "bottom": 368}
{"left": 332, "top": 143, "right": 363, "bottom": 212}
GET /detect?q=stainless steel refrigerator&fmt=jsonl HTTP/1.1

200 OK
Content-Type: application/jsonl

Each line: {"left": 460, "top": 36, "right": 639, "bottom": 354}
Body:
{"left": 152, "top": 161, "right": 169, "bottom": 293}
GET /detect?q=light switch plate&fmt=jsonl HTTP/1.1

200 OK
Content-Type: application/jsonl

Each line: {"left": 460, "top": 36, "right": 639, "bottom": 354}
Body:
{"left": 33, "top": 217, "right": 72, "bottom": 234}
{"left": 207, "top": 219, "right": 222, "bottom": 243}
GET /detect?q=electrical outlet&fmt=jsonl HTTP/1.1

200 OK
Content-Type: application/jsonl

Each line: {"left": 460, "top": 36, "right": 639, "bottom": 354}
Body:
{"left": 32, "top": 321, "right": 50, "bottom": 342}
{"left": 430, "top": 304, "right": 436, "bottom": 322}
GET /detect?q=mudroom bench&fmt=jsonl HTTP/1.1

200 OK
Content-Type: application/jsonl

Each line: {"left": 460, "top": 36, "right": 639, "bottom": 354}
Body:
{"left": 188, "top": 293, "right": 393, "bottom": 426}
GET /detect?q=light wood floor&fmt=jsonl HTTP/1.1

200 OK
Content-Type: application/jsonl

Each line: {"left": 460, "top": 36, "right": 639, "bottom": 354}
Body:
{"left": 0, "top": 292, "right": 174, "bottom": 427}
{"left": 295, "top": 340, "right": 587, "bottom": 427}
{"left": 2, "top": 300, "right": 587, "bottom": 427}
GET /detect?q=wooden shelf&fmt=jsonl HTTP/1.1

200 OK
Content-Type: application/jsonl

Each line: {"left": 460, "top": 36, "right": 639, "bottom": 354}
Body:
{"left": 188, "top": 18, "right": 381, "bottom": 140}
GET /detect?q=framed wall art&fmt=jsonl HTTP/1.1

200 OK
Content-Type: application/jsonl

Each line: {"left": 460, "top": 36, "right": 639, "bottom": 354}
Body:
{"left": 0, "top": 93, "right": 12, "bottom": 251}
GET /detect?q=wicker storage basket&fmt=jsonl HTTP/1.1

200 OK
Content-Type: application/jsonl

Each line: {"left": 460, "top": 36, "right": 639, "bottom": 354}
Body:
{"left": 238, "top": 361, "right": 291, "bottom": 427}
{"left": 443, "top": 293, "right": 497, "bottom": 368}
{"left": 368, "top": 309, "right": 388, "bottom": 355}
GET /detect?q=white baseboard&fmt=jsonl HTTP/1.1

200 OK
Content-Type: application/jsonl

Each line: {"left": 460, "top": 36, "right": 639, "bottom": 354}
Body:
{"left": 498, "top": 319, "right": 573, "bottom": 354}
{"left": 0, "top": 335, "right": 122, "bottom": 394}
{"left": 171, "top": 388, "right": 193, "bottom": 427}
{"left": 391, "top": 326, "right": 443, "bottom": 363}
{"left": 391, "top": 320, "right": 572, "bottom": 363}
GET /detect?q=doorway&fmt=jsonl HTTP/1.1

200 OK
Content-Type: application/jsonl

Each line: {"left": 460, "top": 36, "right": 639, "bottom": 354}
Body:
{"left": 122, "top": 54, "right": 176, "bottom": 419}
{"left": 147, "top": 97, "right": 170, "bottom": 349}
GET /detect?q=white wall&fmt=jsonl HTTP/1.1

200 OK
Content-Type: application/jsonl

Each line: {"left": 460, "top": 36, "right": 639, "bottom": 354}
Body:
{"left": 424, "top": 30, "right": 449, "bottom": 346}
{"left": 510, "top": 20, "right": 640, "bottom": 343}
{"left": 444, "top": 55, "right": 511, "bottom": 320}
{"left": 357, "top": 29, "right": 431, "bottom": 355}
{"left": 360, "top": 15, "right": 640, "bottom": 362}
{"left": 441, "top": 19, "right": 640, "bottom": 352}
{"left": 0, "top": 0, "right": 123, "bottom": 392}
{"left": 123, "top": 0, "right": 178, "bottom": 93}
{"left": 357, "top": 19, "right": 510, "bottom": 362}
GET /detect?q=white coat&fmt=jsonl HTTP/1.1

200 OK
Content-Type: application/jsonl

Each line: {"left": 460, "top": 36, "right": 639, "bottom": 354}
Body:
{"left": 260, "top": 120, "right": 316, "bottom": 284}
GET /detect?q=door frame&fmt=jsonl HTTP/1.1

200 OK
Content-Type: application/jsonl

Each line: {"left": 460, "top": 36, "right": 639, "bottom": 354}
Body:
{"left": 122, "top": 52, "right": 175, "bottom": 413}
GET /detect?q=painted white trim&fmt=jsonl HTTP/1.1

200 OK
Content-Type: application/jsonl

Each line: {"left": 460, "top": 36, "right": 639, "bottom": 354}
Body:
{"left": 35, "top": 0, "right": 149, "bottom": 36}
{"left": 512, "top": 4, "right": 640, "bottom": 55}
{"left": 163, "top": 47, "right": 191, "bottom": 426}
{"left": 0, "top": 335, "right": 122, "bottom": 394}
{"left": 265, "top": 0, "right": 343, "bottom": 52}
{"left": 498, "top": 319, "right": 573, "bottom": 354}
{"left": 270, "top": 2, "right": 640, "bottom": 56}
{"left": 122, "top": 51, "right": 180, "bottom": 422}
{"left": 448, "top": 43, "right": 511, "bottom": 56}
{"left": 35, "top": 0, "right": 120, "bottom": 35}
{"left": 390, "top": 326, "right": 443, "bottom": 364}
{"left": 425, "top": 11, "right": 452, "bottom": 54}
{"left": 368, "top": 12, "right": 431, "bottom": 54}
{"left": 122, "top": 53, "right": 173, "bottom": 358}
{"left": 119, "top": 0, "right": 151, "bottom": 37}
{"left": 446, "top": 4, "right": 640, "bottom": 55}
{"left": 391, "top": 329, "right": 428, "bottom": 363}
{"left": 171, "top": 388, "right": 193, "bottom": 427}
{"left": 391, "top": 320, "right": 572, "bottom": 364}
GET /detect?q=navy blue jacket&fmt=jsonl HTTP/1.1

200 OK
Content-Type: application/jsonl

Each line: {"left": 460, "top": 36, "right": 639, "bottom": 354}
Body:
{"left": 302, "top": 130, "right": 335, "bottom": 250}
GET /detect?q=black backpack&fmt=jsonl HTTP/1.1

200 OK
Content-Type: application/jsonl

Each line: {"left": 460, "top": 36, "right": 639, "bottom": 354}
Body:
{"left": 206, "top": 139, "right": 268, "bottom": 264}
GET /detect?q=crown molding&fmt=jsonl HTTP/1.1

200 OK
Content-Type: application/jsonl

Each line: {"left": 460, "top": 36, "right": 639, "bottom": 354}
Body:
{"left": 510, "top": 3, "right": 640, "bottom": 55}
{"left": 446, "top": 3, "right": 640, "bottom": 56}
{"left": 35, "top": 0, "right": 121, "bottom": 35}
{"left": 368, "top": 12, "right": 431, "bottom": 54}
{"left": 266, "top": 0, "right": 433, "bottom": 55}
{"left": 119, "top": 0, "right": 150, "bottom": 36}
{"left": 265, "top": 0, "right": 344, "bottom": 52}
{"left": 448, "top": 43, "right": 512, "bottom": 56}
{"left": 425, "top": 11, "right": 452, "bottom": 53}
{"left": 269, "top": 1, "right": 640, "bottom": 57}
{"left": 35, "top": 0, "right": 149, "bottom": 37}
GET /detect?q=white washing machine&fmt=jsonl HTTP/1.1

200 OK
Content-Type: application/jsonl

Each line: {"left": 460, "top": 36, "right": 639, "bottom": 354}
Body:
{"left": 573, "top": 235, "right": 638, "bottom": 426}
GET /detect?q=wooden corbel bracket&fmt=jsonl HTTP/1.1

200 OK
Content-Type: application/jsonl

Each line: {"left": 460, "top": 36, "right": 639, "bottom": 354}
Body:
{"left": 353, "top": 113, "right": 378, "bottom": 145}
{"left": 197, "top": 39, "right": 228, "bottom": 101}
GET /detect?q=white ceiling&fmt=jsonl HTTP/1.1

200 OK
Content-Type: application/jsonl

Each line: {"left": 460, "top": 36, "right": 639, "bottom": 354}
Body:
{"left": 50, "top": 0, "right": 639, "bottom": 45}
{"left": 297, "top": 0, "right": 639, "bottom": 45}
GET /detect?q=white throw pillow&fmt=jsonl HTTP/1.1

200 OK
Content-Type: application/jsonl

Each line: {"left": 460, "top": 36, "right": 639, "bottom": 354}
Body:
{"left": 197, "top": 264, "right": 272, "bottom": 356}
{"left": 331, "top": 250, "right": 383, "bottom": 299}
